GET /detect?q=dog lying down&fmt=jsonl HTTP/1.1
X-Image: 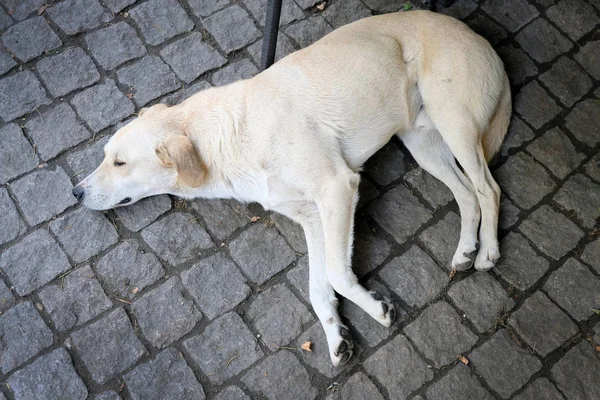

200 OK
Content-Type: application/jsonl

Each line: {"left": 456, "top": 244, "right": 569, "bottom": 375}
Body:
{"left": 74, "top": 10, "right": 511, "bottom": 366}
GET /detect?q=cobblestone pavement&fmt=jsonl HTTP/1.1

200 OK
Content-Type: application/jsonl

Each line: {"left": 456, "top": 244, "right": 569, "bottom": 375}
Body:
{"left": 0, "top": 0, "right": 599, "bottom": 399}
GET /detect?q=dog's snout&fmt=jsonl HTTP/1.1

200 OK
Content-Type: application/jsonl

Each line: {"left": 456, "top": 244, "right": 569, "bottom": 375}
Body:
{"left": 72, "top": 186, "right": 85, "bottom": 201}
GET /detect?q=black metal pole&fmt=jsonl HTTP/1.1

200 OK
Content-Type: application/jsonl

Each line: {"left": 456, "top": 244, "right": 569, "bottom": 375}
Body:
{"left": 260, "top": 0, "right": 283, "bottom": 71}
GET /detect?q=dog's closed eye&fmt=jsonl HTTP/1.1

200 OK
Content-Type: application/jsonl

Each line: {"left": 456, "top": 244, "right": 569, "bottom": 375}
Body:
{"left": 114, "top": 161, "right": 126, "bottom": 167}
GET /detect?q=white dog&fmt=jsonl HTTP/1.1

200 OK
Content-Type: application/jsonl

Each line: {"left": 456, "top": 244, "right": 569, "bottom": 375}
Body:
{"left": 75, "top": 10, "right": 511, "bottom": 365}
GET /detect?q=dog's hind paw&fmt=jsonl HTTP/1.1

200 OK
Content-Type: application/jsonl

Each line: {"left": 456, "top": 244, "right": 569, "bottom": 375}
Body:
{"left": 330, "top": 325, "right": 354, "bottom": 366}
{"left": 474, "top": 246, "right": 500, "bottom": 271}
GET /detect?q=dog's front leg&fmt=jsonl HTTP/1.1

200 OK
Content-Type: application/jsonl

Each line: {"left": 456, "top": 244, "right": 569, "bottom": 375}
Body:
{"left": 317, "top": 172, "right": 396, "bottom": 327}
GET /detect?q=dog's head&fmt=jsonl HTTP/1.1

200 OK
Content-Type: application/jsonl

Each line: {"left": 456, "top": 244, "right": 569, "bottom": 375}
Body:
{"left": 73, "top": 104, "right": 206, "bottom": 210}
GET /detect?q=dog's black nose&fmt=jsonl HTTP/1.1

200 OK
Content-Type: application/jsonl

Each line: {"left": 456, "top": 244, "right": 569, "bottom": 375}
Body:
{"left": 72, "top": 186, "right": 84, "bottom": 201}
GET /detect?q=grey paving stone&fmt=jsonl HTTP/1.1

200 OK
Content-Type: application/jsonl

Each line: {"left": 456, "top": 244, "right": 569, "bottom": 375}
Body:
{"left": 516, "top": 18, "right": 572, "bottom": 63}
{"left": 214, "top": 386, "right": 250, "bottom": 400}
{"left": 245, "top": 0, "right": 303, "bottom": 27}
{"left": 66, "top": 136, "right": 108, "bottom": 180}
{"left": 247, "top": 34, "right": 296, "bottom": 66}
{"left": 575, "top": 40, "right": 600, "bottom": 80}
{"left": 357, "top": 175, "right": 380, "bottom": 209}
{"left": 181, "top": 252, "right": 251, "bottom": 320}
{"left": 0, "top": 301, "right": 53, "bottom": 373}
{"left": 47, "top": 0, "right": 112, "bottom": 35}
{"left": 380, "top": 246, "right": 449, "bottom": 308}
{"left": 132, "top": 277, "right": 201, "bottom": 348}
{"left": 129, "top": 0, "right": 193, "bottom": 45}
{"left": 496, "top": 232, "right": 549, "bottom": 291}
{"left": 183, "top": 312, "right": 264, "bottom": 384}
{"left": 115, "top": 195, "right": 171, "bottom": 232}
{"left": 38, "top": 265, "right": 112, "bottom": 332}
{"left": 340, "top": 281, "right": 400, "bottom": 347}
{"left": 286, "top": 15, "right": 333, "bottom": 48}
{"left": 212, "top": 59, "right": 258, "bottom": 86}
{"left": 405, "top": 301, "right": 478, "bottom": 367}
{"left": 352, "top": 220, "right": 392, "bottom": 276}
{"left": 467, "top": 13, "right": 507, "bottom": 46}
{"left": 329, "top": 372, "right": 384, "bottom": 400}
{"left": 0, "top": 0, "right": 44, "bottom": 20}
{"left": 246, "top": 284, "right": 313, "bottom": 350}
{"left": 241, "top": 351, "right": 317, "bottom": 400}
{"left": 519, "top": 205, "right": 584, "bottom": 260}
{"left": 96, "top": 239, "right": 164, "bottom": 298}
{"left": 286, "top": 256, "right": 309, "bottom": 303}
{"left": 514, "top": 378, "right": 565, "bottom": 400}
{"left": 272, "top": 213, "right": 307, "bottom": 254}
{"left": 50, "top": 208, "right": 119, "bottom": 263}
{"left": 0, "top": 280, "right": 15, "bottom": 312}
{"left": 594, "top": 321, "right": 600, "bottom": 344}
{"left": 161, "top": 80, "right": 211, "bottom": 106}
{"left": 124, "top": 347, "right": 205, "bottom": 400}
{"left": 38, "top": 47, "right": 101, "bottom": 98}
{"left": 296, "top": 323, "right": 344, "bottom": 378}
{"left": 70, "top": 307, "right": 147, "bottom": 384}
{"left": 25, "top": 103, "right": 91, "bottom": 161}
{"left": 141, "top": 212, "right": 213, "bottom": 266}
{"left": 322, "top": 0, "right": 371, "bottom": 28}
{"left": 482, "top": 0, "right": 538, "bottom": 31}
{"left": 117, "top": 56, "right": 181, "bottom": 106}
{"left": 0, "top": 46, "right": 16, "bottom": 76}
{"left": 360, "top": 0, "right": 403, "bottom": 12}
{"left": 514, "top": 81, "right": 562, "bottom": 129}
{"left": 565, "top": 99, "right": 600, "bottom": 147}
{"left": 0, "top": 229, "right": 71, "bottom": 295}
{"left": 581, "top": 238, "right": 600, "bottom": 274}
{"left": 229, "top": 223, "right": 295, "bottom": 284}
{"left": 426, "top": 364, "right": 494, "bottom": 400}
{"left": 449, "top": 272, "right": 514, "bottom": 333}
{"left": 495, "top": 152, "right": 556, "bottom": 209}
{"left": 187, "top": 0, "right": 229, "bottom": 17}
{"left": 527, "top": 128, "right": 584, "bottom": 179}
{"left": 364, "top": 142, "right": 406, "bottom": 186}
{"left": 294, "top": 0, "right": 319, "bottom": 9}
{"left": 203, "top": 5, "right": 261, "bottom": 54}
{"left": 85, "top": 22, "right": 146, "bottom": 70}
{"left": 404, "top": 167, "right": 453, "bottom": 208}
{"left": 0, "top": 5, "right": 12, "bottom": 28}
{"left": 544, "top": 258, "right": 600, "bottom": 321}
{"left": 11, "top": 167, "right": 77, "bottom": 226}
{"left": 470, "top": 329, "right": 542, "bottom": 398}
{"left": 419, "top": 211, "right": 460, "bottom": 268}
{"left": 546, "top": 0, "right": 598, "bottom": 41}
{"left": 1, "top": 16, "right": 61, "bottom": 62}
{"left": 104, "top": 0, "right": 135, "bottom": 12}
{"left": 71, "top": 79, "right": 135, "bottom": 132}
{"left": 363, "top": 335, "right": 433, "bottom": 400}
{"left": 509, "top": 291, "right": 577, "bottom": 356}
{"left": 500, "top": 115, "right": 535, "bottom": 155}
{"left": 438, "top": 0, "right": 478, "bottom": 20}
{"left": 496, "top": 45, "right": 538, "bottom": 86}
{"left": 94, "top": 391, "right": 121, "bottom": 400}
{"left": 500, "top": 197, "right": 520, "bottom": 230}
{"left": 584, "top": 153, "right": 600, "bottom": 183}
{"left": 551, "top": 341, "right": 600, "bottom": 400}
{"left": 554, "top": 174, "right": 600, "bottom": 228}
{"left": 161, "top": 32, "right": 226, "bottom": 84}
{"left": 191, "top": 198, "right": 250, "bottom": 241}
{"left": 0, "top": 187, "right": 24, "bottom": 247}
{"left": 0, "top": 70, "right": 51, "bottom": 122}
{"left": 539, "top": 57, "right": 593, "bottom": 108}
{"left": 7, "top": 348, "right": 87, "bottom": 400}
{"left": 368, "top": 186, "right": 431, "bottom": 243}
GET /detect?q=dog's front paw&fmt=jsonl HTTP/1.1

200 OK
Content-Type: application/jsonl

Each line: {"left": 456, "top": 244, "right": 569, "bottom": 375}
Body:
{"left": 451, "top": 242, "right": 479, "bottom": 271}
{"left": 330, "top": 325, "right": 354, "bottom": 366}
{"left": 370, "top": 291, "right": 396, "bottom": 327}
{"left": 474, "top": 245, "right": 500, "bottom": 271}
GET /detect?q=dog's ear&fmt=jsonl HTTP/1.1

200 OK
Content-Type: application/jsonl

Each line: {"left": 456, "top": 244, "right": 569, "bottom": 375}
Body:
{"left": 139, "top": 103, "right": 168, "bottom": 118}
{"left": 155, "top": 135, "right": 205, "bottom": 188}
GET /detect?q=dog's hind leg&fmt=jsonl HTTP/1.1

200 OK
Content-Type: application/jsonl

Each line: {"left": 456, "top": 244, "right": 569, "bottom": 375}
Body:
{"left": 316, "top": 170, "right": 396, "bottom": 327}
{"left": 400, "top": 111, "right": 481, "bottom": 270}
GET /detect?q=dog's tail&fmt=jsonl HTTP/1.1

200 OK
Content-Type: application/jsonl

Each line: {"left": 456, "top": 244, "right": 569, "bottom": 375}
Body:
{"left": 482, "top": 74, "right": 511, "bottom": 163}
